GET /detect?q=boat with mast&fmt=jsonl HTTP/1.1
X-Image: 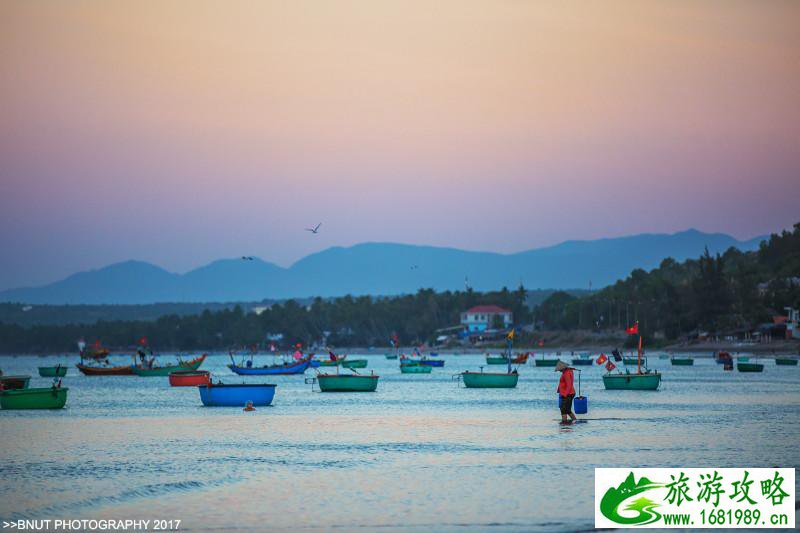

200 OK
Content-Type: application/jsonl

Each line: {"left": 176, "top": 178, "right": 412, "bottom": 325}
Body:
{"left": 76, "top": 340, "right": 135, "bottom": 375}
{"left": 459, "top": 330, "right": 519, "bottom": 388}
{"left": 603, "top": 323, "right": 661, "bottom": 390}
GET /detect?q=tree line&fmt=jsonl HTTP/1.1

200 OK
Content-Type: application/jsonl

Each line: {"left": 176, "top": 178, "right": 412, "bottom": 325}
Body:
{"left": 0, "top": 287, "right": 530, "bottom": 353}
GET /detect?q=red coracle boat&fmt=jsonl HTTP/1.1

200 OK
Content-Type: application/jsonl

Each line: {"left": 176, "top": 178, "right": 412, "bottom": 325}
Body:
{"left": 168, "top": 370, "right": 211, "bottom": 387}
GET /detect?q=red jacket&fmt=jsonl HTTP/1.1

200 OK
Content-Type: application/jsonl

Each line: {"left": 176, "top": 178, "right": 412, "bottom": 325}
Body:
{"left": 558, "top": 368, "right": 575, "bottom": 397}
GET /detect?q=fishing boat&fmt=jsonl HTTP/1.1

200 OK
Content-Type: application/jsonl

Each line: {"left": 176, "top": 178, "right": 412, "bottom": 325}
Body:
{"left": 737, "top": 356, "right": 750, "bottom": 362}
{"left": 132, "top": 354, "right": 206, "bottom": 377}
{"left": 419, "top": 358, "right": 444, "bottom": 367}
{"left": 0, "top": 375, "right": 31, "bottom": 390}
{"left": 737, "top": 362, "right": 763, "bottom": 373}
{"left": 775, "top": 358, "right": 798, "bottom": 366}
{"left": 400, "top": 362, "right": 432, "bottom": 374}
{"left": 461, "top": 369, "right": 518, "bottom": 388}
{"left": 385, "top": 353, "right": 398, "bottom": 360}
{"left": 658, "top": 354, "right": 670, "bottom": 359}
{"left": 341, "top": 359, "right": 368, "bottom": 369}
{"left": 603, "top": 329, "right": 661, "bottom": 391}
{"left": 670, "top": 357, "right": 694, "bottom": 366}
{"left": 76, "top": 362, "right": 134, "bottom": 376}
{"left": 462, "top": 331, "right": 520, "bottom": 388}
{"left": 623, "top": 356, "right": 647, "bottom": 366}
{"left": 602, "top": 371, "right": 662, "bottom": 390}
{"left": 316, "top": 373, "right": 379, "bottom": 392}
{"left": 486, "top": 353, "right": 528, "bottom": 365}
{"left": 316, "top": 354, "right": 346, "bottom": 367}
{"left": 570, "top": 356, "right": 593, "bottom": 366}
{"left": 0, "top": 386, "right": 68, "bottom": 409}
{"left": 199, "top": 382, "right": 276, "bottom": 406}
{"left": 228, "top": 353, "right": 313, "bottom": 375}
{"left": 168, "top": 370, "right": 211, "bottom": 387}
{"left": 38, "top": 365, "right": 68, "bottom": 377}
{"left": 534, "top": 356, "right": 559, "bottom": 367}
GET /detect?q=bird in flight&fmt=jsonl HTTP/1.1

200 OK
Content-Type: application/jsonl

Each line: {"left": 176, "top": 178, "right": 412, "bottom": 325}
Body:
{"left": 241, "top": 256, "right": 255, "bottom": 261}
{"left": 410, "top": 265, "right": 419, "bottom": 270}
{"left": 305, "top": 223, "right": 322, "bottom": 234}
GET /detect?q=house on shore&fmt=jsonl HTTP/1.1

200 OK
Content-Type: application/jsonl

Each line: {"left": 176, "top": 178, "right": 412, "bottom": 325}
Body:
{"left": 460, "top": 305, "right": 513, "bottom": 333}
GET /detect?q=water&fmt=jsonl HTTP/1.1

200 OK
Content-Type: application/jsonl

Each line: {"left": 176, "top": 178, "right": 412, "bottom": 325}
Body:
{"left": 1, "top": 353, "right": 799, "bottom": 531}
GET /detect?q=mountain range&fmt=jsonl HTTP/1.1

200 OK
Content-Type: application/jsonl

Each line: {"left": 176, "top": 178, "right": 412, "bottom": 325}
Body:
{"left": 0, "top": 229, "right": 766, "bottom": 304}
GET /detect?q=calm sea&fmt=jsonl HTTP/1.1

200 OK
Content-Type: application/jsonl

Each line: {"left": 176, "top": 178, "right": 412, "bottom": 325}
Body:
{"left": 1, "top": 353, "right": 798, "bottom": 532}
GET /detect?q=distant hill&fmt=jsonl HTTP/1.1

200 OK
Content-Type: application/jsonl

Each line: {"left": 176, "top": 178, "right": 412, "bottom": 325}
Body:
{"left": 0, "top": 229, "right": 766, "bottom": 304}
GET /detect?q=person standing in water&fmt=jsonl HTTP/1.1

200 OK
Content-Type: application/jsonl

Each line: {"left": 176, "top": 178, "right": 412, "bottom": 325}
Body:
{"left": 555, "top": 360, "right": 577, "bottom": 424}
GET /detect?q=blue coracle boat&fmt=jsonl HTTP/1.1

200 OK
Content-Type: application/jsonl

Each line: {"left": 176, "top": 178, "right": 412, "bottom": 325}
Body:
{"left": 199, "top": 383, "right": 277, "bottom": 406}
{"left": 420, "top": 359, "right": 444, "bottom": 367}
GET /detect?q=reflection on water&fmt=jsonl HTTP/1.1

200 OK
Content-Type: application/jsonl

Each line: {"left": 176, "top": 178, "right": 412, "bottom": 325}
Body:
{"left": 1, "top": 354, "right": 798, "bottom": 531}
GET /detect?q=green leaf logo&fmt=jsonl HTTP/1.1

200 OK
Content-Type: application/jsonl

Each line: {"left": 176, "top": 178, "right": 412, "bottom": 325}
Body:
{"left": 600, "top": 472, "right": 664, "bottom": 525}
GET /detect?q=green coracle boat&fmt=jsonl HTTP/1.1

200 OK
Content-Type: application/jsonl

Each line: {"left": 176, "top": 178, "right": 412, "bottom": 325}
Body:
{"left": 461, "top": 370, "right": 518, "bottom": 388}
{"left": 737, "top": 362, "right": 763, "bottom": 373}
{"left": 602, "top": 372, "right": 661, "bottom": 390}
{"left": 486, "top": 355, "right": 508, "bottom": 365}
{"left": 534, "top": 358, "right": 558, "bottom": 367}
{"left": 341, "top": 359, "right": 367, "bottom": 369}
{"left": 400, "top": 363, "right": 432, "bottom": 374}
{"left": 775, "top": 358, "right": 798, "bottom": 366}
{"left": 604, "top": 334, "right": 661, "bottom": 390}
{"left": 0, "top": 387, "right": 68, "bottom": 409}
{"left": 670, "top": 357, "right": 694, "bottom": 366}
{"left": 316, "top": 373, "right": 379, "bottom": 392}
{"left": 385, "top": 354, "right": 398, "bottom": 360}
{"left": 0, "top": 375, "right": 31, "bottom": 390}
{"left": 38, "top": 365, "right": 68, "bottom": 377}
{"left": 131, "top": 354, "right": 206, "bottom": 377}
{"left": 737, "top": 356, "right": 750, "bottom": 362}
{"left": 317, "top": 359, "right": 341, "bottom": 367}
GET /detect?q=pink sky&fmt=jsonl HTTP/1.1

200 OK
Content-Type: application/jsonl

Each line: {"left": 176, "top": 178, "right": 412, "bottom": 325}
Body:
{"left": 1, "top": 1, "right": 799, "bottom": 290}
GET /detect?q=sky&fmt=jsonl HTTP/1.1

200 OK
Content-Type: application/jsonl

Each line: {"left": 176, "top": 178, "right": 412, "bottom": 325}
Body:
{"left": 1, "top": 0, "right": 799, "bottom": 291}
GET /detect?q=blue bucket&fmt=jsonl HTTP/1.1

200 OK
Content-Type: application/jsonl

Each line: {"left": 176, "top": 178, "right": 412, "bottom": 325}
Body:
{"left": 574, "top": 396, "right": 588, "bottom": 414}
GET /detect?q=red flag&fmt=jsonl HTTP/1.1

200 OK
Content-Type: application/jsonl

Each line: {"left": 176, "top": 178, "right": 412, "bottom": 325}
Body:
{"left": 605, "top": 361, "right": 616, "bottom": 371}
{"left": 596, "top": 353, "right": 608, "bottom": 365}
{"left": 626, "top": 323, "right": 639, "bottom": 335}
{"left": 538, "top": 340, "right": 544, "bottom": 347}
{"left": 93, "top": 340, "right": 102, "bottom": 349}
{"left": 296, "top": 343, "right": 302, "bottom": 348}
{"left": 138, "top": 336, "right": 148, "bottom": 346}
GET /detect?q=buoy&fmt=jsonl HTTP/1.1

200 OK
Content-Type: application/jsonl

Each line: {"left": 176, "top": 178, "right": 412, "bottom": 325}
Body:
{"left": 243, "top": 400, "right": 256, "bottom": 412}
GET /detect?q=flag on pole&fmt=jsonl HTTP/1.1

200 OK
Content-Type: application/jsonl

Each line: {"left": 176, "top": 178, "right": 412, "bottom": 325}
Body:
{"left": 625, "top": 323, "right": 639, "bottom": 335}
{"left": 605, "top": 361, "right": 616, "bottom": 371}
{"left": 138, "top": 337, "right": 148, "bottom": 346}
{"left": 596, "top": 353, "right": 608, "bottom": 365}
{"left": 506, "top": 329, "right": 515, "bottom": 341}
